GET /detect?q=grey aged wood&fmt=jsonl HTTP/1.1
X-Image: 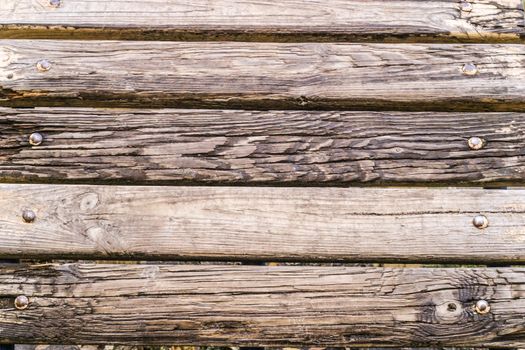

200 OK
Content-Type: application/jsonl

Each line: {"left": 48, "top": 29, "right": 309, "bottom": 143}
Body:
{"left": 1, "top": 184, "right": 525, "bottom": 263}
{"left": 0, "top": 0, "right": 523, "bottom": 42}
{"left": 0, "top": 41, "right": 524, "bottom": 110}
{"left": 1, "top": 108, "right": 525, "bottom": 185}
{"left": 0, "top": 264, "right": 525, "bottom": 346}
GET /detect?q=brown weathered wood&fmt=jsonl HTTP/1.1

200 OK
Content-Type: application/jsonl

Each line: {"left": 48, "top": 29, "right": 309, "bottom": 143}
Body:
{"left": 13, "top": 347, "right": 483, "bottom": 350}
{"left": 1, "top": 108, "right": 525, "bottom": 185}
{"left": 15, "top": 347, "right": 96, "bottom": 350}
{"left": 1, "top": 184, "right": 525, "bottom": 263}
{"left": 0, "top": 41, "right": 524, "bottom": 110}
{"left": 0, "top": 0, "right": 523, "bottom": 42}
{"left": 0, "top": 264, "right": 524, "bottom": 346}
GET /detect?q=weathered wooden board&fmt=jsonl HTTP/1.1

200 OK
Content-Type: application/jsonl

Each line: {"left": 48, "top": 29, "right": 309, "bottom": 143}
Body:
{"left": 0, "top": 0, "right": 523, "bottom": 42}
{"left": 0, "top": 264, "right": 524, "bottom": 346}
{"left": 1, "top": 108, "right": 525, "bottom": 185}
{"left": 1, "top": 184, "right": 525, "bottom": 263}
{"left": 0, "top": 41, "right": 524, "bottom": 110}
{"left": 14, "top": 344, "right": 478, "bottom": 350}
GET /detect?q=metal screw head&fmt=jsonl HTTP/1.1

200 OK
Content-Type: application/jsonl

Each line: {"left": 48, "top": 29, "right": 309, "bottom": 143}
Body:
{"left": 36, "top": 59, "right": 52, "bottom": 72}
{"left": 473, "top": 215, "right": 489, "bottom": 229}
{"left": 48, "top": 0, "right": 61, "bottom": 7}
{"left": 468, "top": 137, "right": 484, "bottom": 150}
{"left": 22, "top": 209, "right": 36, "bottom": 223}
{"left": 475, "top": 300, "right": 490, "bottom": 314}
{"left": 14, "top": 295, "right": 29, "bottom": 310}
{"left": 29, "top": 132, "right": 43, "bottom": 146}
{"left": 459, "top": 1, "right": 473, "bottom": 12}
{"left": 462, "top": 63, "right": 478, "bottom": 76}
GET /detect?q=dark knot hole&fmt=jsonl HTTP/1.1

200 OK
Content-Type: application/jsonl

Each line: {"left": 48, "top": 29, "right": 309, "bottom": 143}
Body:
{"left": 447, "top": 303, "right": 457, "bottom": 312}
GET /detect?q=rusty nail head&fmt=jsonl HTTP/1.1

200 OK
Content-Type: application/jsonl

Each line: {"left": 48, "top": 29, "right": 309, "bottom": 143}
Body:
{"left": 36, "top": 59, "right": 52, "bottom": 72}
{"left": 475, "top": 300, "right": 490, "bottom": 314}
{"left": 22, "top": 209, "right": 36, "bottom": 223}
{"left": 14, "top": 295, "right": 29, "bottom": 310}
{"left": 459, "top": 1, "right": 473, "bottom": 12}
{"left": 473, "top": 215, "right": 489, "bottom": 229}
{"left": 468, "top": 137, "right": 484, "bottom": 150}
{"left": 462, "top": 63, "right": 478, "bottom": 76}
{"left": 29, "top": 132, "right": 43, "bottom": 146}
{"left": 49, "top": 0, "right": 61, "bottom": 7}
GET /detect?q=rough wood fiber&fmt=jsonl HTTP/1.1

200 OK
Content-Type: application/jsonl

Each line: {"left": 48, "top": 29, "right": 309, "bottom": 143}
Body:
{"left": 0, "top": 41, "right": 524, "bottom": 110}
{"left": 1, "top": 184, "right": 525, "bottom": 263}
{"left": 1, "top": 108, "right": 525, "bottom": 185}
{"left": 0, "top": 264, "right": 525, "bottom": 346}
{"left": 0, "top": 0, "right": 523, "bottom": 42}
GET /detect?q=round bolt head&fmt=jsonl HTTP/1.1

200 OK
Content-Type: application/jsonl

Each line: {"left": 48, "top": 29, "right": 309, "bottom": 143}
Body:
{"left": 49, "top": 0, "right": 61, "bottom": 7}
{"left": 459, "top": 1, "right": 473, "bottom": 12}
{"left": 14, "top": 295, "right": 29, "bottom": 310}
{"left": 29, "top": 132, "right": 43, "bottom": 146}
{"left": 473, "top": 215, "right": 489, "bottom": 229}
{"left": 462, "top": 63, "right": 478, "bottom": 76}
{"left": 36, "top": 59, "right": 52, "bottom": 72}
{"left": 22, "top": 209, "right": 36, "bottom": 223}
{"left": 468, "top": 137, "right": 484, "bottom": 150}
{"left": 475, "top": 300, "right": 490, "bottom": 314}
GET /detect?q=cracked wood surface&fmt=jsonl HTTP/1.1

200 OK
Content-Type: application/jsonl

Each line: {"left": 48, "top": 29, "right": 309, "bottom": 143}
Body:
{"left": 0, "top": 0, "right": 523, "bottom": 42}
{"left": 1, "top": 184, "right": 525, "bottom": 263}
{"left": 0, "top": 41, "right": 524, "bottom": 110}
{"left": 1, "top": 108, "right": 525, "bottom": 185}
{"left": 0, "top": 264, "right": 525, "bottom": 346}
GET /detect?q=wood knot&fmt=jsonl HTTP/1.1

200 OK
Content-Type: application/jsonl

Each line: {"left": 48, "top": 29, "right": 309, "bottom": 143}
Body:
{"left": 434, "top": 301, "right": 465, "bottom": 324}
{"left": 0, "top": 47, "right": 15, "bottom": 68}
{"left": 79, "top": 192, "right": 100, "bottom": 211}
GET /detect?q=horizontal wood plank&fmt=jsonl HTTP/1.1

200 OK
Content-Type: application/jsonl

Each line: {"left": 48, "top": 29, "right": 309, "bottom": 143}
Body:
{"left": 1, "top": 184, "right": 525, "bottom": 263}
{"left": 1, "top": 108, "right": 525, "bottom": 185}
{"left": 1, "top": 264, "right": 525, "bottom": 346}
{"left": 0, "top": 0, "right": 523, "bottom": 42}
{"left": 0, "top": 41, "right": 524, "bottom": 110}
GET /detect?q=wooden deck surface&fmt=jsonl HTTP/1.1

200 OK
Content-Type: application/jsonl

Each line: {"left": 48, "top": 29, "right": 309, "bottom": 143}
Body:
{"left": 1, "top": 0, "right": 524, "bottom": 347}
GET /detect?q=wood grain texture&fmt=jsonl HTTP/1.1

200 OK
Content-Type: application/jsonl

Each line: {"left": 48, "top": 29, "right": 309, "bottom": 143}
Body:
{"left": 1, "top": 184, "right": 525, "bottom": 263}
{"left": 0, "top": 0, "right": 523, "bottom": 42}
{"left": 0, "top": 41, "right": 524, "bottom": 110}
{"left": 1, "top": 264, "right": 525, "bottom": 346}
{"left": 1, "top": 108, "right": 525, "bottom": 185}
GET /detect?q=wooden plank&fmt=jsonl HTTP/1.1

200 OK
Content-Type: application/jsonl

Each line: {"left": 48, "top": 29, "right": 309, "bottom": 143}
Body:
{"left": 14, "top": 348, "right": 474, "bottom": 350}
{"left": 0, "top": 0, "right": 523, "bottom": 43}
{"left": 1, "top": 108, "right": 525, "bottom": 185}
{"left": 1, "top": 263, "right": 525, "bottom": 346}
{"left": 0, "top": 41, "right": 524, "bottom": 111}
{"left": 1, "top": 184, "right": 525, "bottom": 263}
